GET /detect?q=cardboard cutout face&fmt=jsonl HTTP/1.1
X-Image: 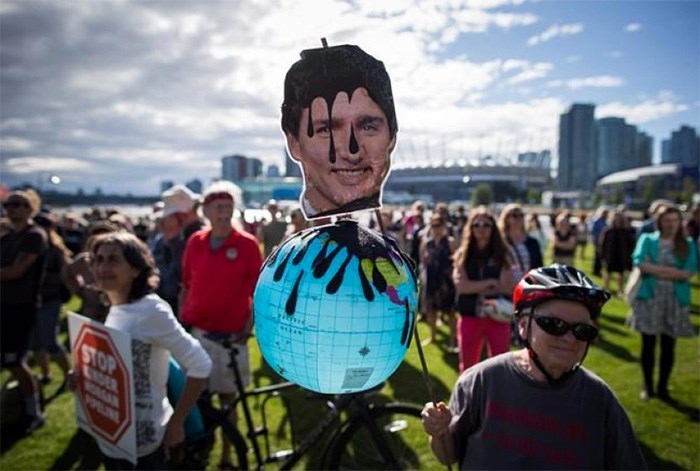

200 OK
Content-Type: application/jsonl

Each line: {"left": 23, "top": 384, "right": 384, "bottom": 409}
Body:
{"left": 282, "top": 44, "right": 397, "bottom": 220}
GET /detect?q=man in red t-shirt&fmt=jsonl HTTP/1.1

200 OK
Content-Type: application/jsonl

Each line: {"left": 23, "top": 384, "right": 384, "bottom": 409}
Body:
{"left": 179, "top": 181, "right": 262, "bottom": 470}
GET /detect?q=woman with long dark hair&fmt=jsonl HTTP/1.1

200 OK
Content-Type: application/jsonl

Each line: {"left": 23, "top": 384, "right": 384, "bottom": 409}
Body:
{"left": 69, "top": 232, "right": 212, "bottom": 470}
{"left": 630, "top": 204, "right": 698, "bottom": 401}
{"left": 453, "top": 207, "right": 514, "bottom": 372}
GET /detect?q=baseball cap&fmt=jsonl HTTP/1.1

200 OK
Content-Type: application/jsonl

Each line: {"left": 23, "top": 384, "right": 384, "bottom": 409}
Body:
{"left": 162, "top": 185, "right": 200, "bottom": 218}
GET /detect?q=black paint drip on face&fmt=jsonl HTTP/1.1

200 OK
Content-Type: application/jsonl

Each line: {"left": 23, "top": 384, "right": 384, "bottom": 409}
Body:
{"left": 304, "top": 88, "right": 366, "bottom": 166}
{"left": 349, "top": 125, "right": 359, "bottom": 154}
{"left": 265, "top": 221, "right": 417, "bottom": 347}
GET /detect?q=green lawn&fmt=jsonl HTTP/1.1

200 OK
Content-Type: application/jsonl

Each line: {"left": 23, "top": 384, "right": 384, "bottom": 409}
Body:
{"left": 1, "top": 247, "right": 698, "bottom": 470}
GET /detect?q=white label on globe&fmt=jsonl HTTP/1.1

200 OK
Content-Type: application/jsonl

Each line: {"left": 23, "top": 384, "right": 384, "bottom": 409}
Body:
{"left": 341, "top": 367, "right": 374, "bottom": 390}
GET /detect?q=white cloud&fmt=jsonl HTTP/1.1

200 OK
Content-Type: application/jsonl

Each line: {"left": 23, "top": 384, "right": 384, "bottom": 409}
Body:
{"left": 598, "top": 94, "right": 689, "bottom": 124}
{"left": 625, "top": 22, "right": 642, "bottom": 32}
{"left": 397, "top": 98, "right": 564, "bottom": 160}
{"left": 507, "top": 62, "right": 553, "bottom": 84}
{"left": 546, "top": 75, "right": 624, "bottom": 89}
{"left": 2, "top": 156, "right": 90, "bottom": 174}
{"left": 527, "top": 23, "right": 584, "bottom": 46}
{"left": 0, "top": 0, "right": 695, "bottom": 194}
{"left": 0, "top": 136, "right": 33, "bottom": 152}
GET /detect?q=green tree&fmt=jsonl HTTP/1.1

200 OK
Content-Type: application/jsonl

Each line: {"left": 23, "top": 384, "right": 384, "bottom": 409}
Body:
{"left": 526, "top": 188, "right": 541, "bottom": 205}
{"left": 681, "top": 177, "right": 697, "bottom": 203}
{"left": 471, "top": 183, "right": 494, "bottom": 206}
{"left": 642, "top": 179, "right": 656, "bottom": 205}
{"left": 613, "top": 184, "right": 623, "bottom": 205}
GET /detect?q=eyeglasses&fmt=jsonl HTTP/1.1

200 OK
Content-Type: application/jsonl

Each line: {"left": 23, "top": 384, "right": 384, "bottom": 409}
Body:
{"left": 3, "top": 200, "right": 30, "bottom": 209}
{"left": 509, "top": 212, "right": 524, "bottom": 219}
{"left": 532, "top": 315, "right": 598, "bottom": 342}
{"left": 471, "top": 221, "right": 493, "bottom": 229}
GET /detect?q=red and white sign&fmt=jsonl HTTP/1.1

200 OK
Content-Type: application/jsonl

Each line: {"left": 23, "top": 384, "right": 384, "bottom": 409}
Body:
{"left": 68, "top": 313, "right": 136, "bottom": 464}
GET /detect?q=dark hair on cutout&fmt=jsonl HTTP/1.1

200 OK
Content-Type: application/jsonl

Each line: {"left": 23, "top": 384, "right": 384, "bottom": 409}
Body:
{"left": 281, "top": 44, "right": 397, "bottom": 139}
{"left": 90, "top": 231, "right": 159, "bottom": 303}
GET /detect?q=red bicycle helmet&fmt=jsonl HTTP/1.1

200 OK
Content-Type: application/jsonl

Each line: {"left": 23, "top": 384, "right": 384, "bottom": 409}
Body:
{"left": 513, "top": 264, "right": 611, "bottom": 319}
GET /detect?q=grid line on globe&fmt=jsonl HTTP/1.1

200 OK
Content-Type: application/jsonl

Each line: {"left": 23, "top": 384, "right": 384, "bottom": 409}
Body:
{"left": 253, "top": 221, "right": 418, "bottom": 394}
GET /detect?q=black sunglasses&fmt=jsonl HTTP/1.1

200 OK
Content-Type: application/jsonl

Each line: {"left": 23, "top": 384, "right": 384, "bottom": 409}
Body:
{"left": 532, "top": 315, "right": 598, "bottom": 342}
{"left": 471, "top": 221, "right": 493, "bottom": 228}
{"left": 3, "top": 200, "right": 30, "bottom": 209}
{"left": 509, "top": 212, "right": 524, "bottom": 218}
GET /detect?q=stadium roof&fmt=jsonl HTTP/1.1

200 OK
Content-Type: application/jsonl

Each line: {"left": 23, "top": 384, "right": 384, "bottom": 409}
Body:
{"left": 597, "top": 164, "right": 680, "bottom": 186}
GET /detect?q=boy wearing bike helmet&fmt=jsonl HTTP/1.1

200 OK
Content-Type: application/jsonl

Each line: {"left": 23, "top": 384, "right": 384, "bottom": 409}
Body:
{"left": 422, "top": 264, "right": 646, "bottom": 469}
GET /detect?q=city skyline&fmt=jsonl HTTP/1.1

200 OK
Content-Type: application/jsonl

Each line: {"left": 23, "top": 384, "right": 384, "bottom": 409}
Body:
{"left": 1, "top": 0, "right": 698, "bottom": 195}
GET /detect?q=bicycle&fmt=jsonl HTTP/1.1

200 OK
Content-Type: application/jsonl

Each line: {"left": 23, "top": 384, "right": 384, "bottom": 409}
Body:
{"left": 192, "top": 334, "right": 439, "bottom": 470}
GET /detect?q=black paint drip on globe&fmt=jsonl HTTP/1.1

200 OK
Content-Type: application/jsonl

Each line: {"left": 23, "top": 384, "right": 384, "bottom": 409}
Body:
{"left": 265, "top": 221, "right": 416, "bottom": 346}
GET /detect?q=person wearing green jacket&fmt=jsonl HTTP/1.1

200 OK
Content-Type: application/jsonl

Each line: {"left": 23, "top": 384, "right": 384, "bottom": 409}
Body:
{"left": 630, "top": 203, "right": 698, "bottom": 402}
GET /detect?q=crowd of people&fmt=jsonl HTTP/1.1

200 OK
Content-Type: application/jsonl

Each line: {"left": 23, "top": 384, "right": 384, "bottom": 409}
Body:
{"left": 1, "top": 185, "right": 698, "bottom": 469}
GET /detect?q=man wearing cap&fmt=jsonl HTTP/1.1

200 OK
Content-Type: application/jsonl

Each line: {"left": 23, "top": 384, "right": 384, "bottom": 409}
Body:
{"left": 154, "top": 185, "right": 204, "bottom": 312}
{"left": 256, "top": 199, "right": 288, "bottom": 258}
{"left": 1, "top": 189, "right": 48, "bottom": 434}
{"left": 281, "top": 44, "right": 397, "bottom": 219}
{"left": 179, "top": 181, "right": 263, "bottom": 470}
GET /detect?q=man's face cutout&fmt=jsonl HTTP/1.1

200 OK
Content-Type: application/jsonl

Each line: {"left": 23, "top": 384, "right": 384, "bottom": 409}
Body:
{"left": 282, "top": 45, "right": 397, "bottom": 220}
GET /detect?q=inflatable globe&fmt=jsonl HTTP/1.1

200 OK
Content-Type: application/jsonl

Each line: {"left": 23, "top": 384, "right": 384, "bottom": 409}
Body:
{"left": 253, "top": 220, "right": 418, "bottom": 394}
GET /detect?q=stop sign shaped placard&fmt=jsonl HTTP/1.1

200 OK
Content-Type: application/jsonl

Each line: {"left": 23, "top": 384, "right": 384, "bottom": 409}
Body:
{"left": 74, "top": 323, "right": 132, "bottom": 445}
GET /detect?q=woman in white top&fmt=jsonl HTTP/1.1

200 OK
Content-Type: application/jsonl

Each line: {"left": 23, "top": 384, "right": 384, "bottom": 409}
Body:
{"left": 71, "top": 232, "right": 212, "bottom": 470}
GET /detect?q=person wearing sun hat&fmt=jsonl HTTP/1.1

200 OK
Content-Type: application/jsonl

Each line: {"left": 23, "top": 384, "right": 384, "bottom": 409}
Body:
{"left": 155, "top": 185, "right": 204, "bottom": 312}
{"left": 0, "top": 189, "right": 48, "bottom": 434}
{"left": 179, "top": 180, "right": 263, "bottom": 470}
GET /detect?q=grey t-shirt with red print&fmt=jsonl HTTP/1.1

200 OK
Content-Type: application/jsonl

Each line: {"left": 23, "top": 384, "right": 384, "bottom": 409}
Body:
{"left": 448, "top": 352, "right": 646, "bottom": 470}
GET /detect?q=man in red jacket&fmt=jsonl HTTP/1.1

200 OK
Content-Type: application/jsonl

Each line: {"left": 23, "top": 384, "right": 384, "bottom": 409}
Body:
{"left": 179, "top": 181, "right": 263, "bottom": 470}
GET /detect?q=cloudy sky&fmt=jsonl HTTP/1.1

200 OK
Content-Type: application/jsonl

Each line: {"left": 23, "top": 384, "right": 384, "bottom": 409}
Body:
{"left": 1, "top": 0, "right": 698, "bottom": 196}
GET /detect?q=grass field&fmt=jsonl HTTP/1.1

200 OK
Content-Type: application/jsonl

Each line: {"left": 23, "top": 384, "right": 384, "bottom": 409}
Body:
{"left": 1, "top": 246, "right": 698, "bottom": 470}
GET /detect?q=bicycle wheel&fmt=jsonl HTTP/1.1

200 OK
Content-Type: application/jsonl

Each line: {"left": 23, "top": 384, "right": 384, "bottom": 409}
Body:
{"left": 219, "top": 416, "right": 249, "bottom": 470}
{"left": 327, "top": 403, "right": 440, "bottom": 470}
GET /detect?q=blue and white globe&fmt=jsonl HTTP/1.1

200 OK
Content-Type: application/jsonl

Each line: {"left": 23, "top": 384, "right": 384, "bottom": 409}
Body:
{"left": 253, "top": 220, "right": 418, "bottom": 394}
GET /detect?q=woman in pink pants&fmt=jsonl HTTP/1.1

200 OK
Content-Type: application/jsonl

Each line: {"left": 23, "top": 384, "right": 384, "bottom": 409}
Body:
{"left": 452, "top": 206, "right": 515, "bottom": 372}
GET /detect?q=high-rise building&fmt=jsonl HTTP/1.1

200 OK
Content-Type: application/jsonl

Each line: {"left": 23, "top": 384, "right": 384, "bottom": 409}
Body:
{"left": 185, "top": 179, "right": 203, "bottom": 195}
{"left": 221, "top": 154, "right": 263, "bottom": 181}
{"left": 596, "top": 117, "right": 628, "bottom": 177}
{"left": 267, "top": 164, "right": 281, "bottom": 178}
{"left": 222, "top": 155, "right": 246, "bottom": 181}
{"left": 595, "top": 117, "right": 651, "bottom": 177}
{"left": 661, "top": 139, "right": 671, "bottom": 163}
{"left": 558, "top": 104, "right": 596, "bottom": 191}
{"left": 664, "top": 125, "right": 700, "bottom": 167}
{"left": 517, "top": 150, "right": 551, "bottom": 169}
{"left": 247, "top": 158, "right": 263, "bottom": 178}
{"left": 284, "top": 147, "right": 302, "bottom": 177}
{"left": 635, "top": 132, "right": 653, "bottom": 168}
